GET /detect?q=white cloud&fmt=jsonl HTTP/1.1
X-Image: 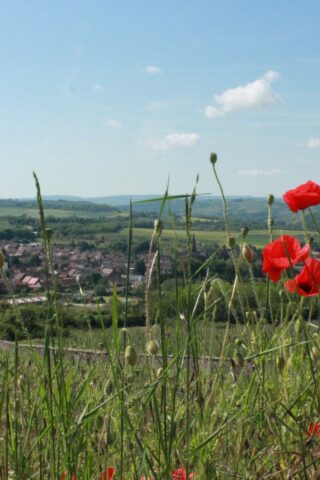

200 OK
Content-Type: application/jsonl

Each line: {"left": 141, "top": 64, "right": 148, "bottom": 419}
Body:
{"left": 145, "top": 65, "right": 161, "bottom": 74}
{"left": 307, "top": 138, "right": 320, "bottom": 148}
{"left": 205, "top": 70, "right": 281, "bottom": 119}
{"left": 103, "top": 119, "right": 122, "bottom": 129}
{"left": 146, "top": 132, "right": 199, "bottom": 150}
{"left": 92, "top": 83, "right": 103, "bottom": 92}
{"left": 205, "top": 106, "right": 225, "bottom": 119}
{"left": 238, "top": 168, "right": 282, "bottom": 177}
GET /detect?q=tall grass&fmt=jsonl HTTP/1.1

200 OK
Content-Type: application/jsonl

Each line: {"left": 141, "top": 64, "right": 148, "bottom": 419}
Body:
{"left": 1, "top": 155, "right": 320, "bottom": 479}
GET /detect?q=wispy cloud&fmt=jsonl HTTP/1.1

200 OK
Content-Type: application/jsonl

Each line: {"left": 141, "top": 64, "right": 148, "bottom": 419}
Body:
{"left": 146, "top": 132, "right": 199, "bottom": 150}
{"left": 102, "top": 119, "right": 122, "bottom": 129}
{"left": 144, "top": 65, "right": 161, "bottom": 74}
{"left": 238, "top": 168, "right": 282, "bottom": 177}
{"left": 307, "top": 138, "right": 320, "bottom": 148}
{"left": 92, "top": 83, "right": 103, "bottom": 92}
{"left": 205, "top": 71, "right": 281, "bottom": 119}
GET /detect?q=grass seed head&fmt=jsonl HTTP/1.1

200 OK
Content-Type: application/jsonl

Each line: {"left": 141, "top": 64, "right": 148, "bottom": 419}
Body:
{"left": 147, "top": 340, "right": 160, "bottom": 356}
{"left": 125, "top": 345, "right": 137, "bottom": 366}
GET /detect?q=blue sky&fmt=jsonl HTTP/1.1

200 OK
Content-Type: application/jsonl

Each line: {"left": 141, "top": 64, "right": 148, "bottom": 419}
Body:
{"left": 1, "top": 0, "right": 320, "bottom": 198}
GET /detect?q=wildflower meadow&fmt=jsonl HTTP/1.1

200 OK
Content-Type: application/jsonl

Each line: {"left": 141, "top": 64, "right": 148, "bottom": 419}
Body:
{"left": 2, "top": 154, "right": 320, "bottom": 479}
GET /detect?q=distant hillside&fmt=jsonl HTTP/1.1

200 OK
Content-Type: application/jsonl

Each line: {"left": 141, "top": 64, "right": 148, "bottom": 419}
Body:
{"left": 0, "top": 199, "right": 118, "bottom": 214}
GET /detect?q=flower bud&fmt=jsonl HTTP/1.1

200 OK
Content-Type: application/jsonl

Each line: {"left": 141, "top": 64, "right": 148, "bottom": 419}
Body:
{"left": 242, "top": 243, "right": 254, "bottom": 263}
{"left": 267, "top": 194, "right": 274, "bottom": 206}
{"left": 241, "top": 226, "right": 249, "bottom": 238}
{"left": 279, "top": 290, "right": 286, "bottom": 301}
{"left": 228, "top": 236, "right": 235, "bottom": 249}
{"left": 210, "top": 152, "right": 218, "bottom": 166}
{"left": 125, "top": 345, "right": 137, "bottom": 366}
{"left": 308, "top": 237, "right": 314, "bottom": 247}
{"left": 147, "top": 340, "right": 159, "bottom": 356}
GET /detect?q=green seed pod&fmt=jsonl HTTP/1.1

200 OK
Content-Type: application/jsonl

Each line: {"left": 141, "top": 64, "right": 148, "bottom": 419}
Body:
{"left": 267, "top": 194, "right": 274, "bottom": 205}
{"left": 276, "top": 355, "right": 285, "bottom": 372}
{"left": 147, "top": 340, "right": 160, "bottom": 356}
{"left": 210, "top": 152, "right": 218, "bottom": 166}
{"left": 125, "top": 345, "right": 137, "bottom": 366}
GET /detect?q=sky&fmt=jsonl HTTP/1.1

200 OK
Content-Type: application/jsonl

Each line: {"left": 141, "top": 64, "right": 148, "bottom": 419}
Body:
{"left": 1, "top": 0, "right": 320, "bottom": 198}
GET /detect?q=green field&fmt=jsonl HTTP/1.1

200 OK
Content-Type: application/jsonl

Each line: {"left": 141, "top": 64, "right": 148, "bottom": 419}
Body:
{"left": 120, "top": 227, "right": 315, "bottom": 247}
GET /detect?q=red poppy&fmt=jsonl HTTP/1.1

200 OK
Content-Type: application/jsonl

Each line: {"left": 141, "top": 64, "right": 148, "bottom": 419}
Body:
{"left": 60, "top": 473, "right": 77, "bottom": 480}
{"left": 283, "top": 180, "right": 320, "bottom": 212}
{"left": 308, "top": 422, "right": 320, "bottom": 437}
{"left": 100, "top": 468, "right": 115, "bottom": 480}
{"left": 262, "top": 235, "right": 309, "bottom": 282}
{"left": 285, "top": 258, "right": 320, "bottom": 296}
{"left": 171, "top": 467, "right": 195, "bottom": 479}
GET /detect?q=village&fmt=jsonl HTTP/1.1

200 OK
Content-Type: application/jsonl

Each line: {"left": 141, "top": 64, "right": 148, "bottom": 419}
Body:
{"left": 0, "top": 240, "right": 176, "bottom": 303}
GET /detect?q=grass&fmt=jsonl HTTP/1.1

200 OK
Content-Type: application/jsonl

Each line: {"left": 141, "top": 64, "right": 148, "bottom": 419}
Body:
{"left": 1, "top": 157, "right": 320, "bottom": 479}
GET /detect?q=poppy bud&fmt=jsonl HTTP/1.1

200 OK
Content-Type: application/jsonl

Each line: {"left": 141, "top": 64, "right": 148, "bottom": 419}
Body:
{"left": 228, "top": 236, "right": 235, "bottom": 248}
{"left": 147, "top": 340, "right": 159, "bottom": 356}
{"left": 210, "top": 152, "right": 218, "bottom": 166}
{"left": 125, "top": 345, "right": 137, "bottom": 366}
{"left": 0, "top": 252, "right": 4, "bottom": 269}
{"left": 279, "top": 290, "right": 286, "bottom": 301}
{"left": 276, "top": 355, "right": 285, "bottom": 372}
{"left": 241, "top": 226, "right": 249, "bottom": 238}
{"left": 154, "top": 219, "right": 163, "bottom": 235}
{"left": 309, "top": 237, "right": 314, "bottom": 247}
{"left": 242, "top": 243, "right": 254, "bottom": 263}
{"left": 267, "top": 194, "right": 274, "bottom": 205}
